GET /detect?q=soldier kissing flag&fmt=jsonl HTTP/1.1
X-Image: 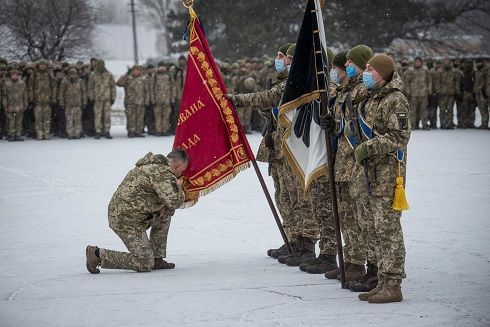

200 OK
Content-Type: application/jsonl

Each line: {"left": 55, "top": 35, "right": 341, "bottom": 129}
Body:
{"left": 278, "top": 0, "right": 330, "bottom": 191}
{"left": 173, "top": 5, "right": 254, "bottom": 207}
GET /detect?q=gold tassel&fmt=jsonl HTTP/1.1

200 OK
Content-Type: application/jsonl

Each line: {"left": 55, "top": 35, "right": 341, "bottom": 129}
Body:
{"left": 392, "top": 161, "right": 409, "bottom": 211}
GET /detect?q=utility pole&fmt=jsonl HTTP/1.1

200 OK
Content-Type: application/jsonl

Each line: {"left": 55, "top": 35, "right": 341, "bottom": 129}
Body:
{"left": 130, "top": 0, "right": 139, "bottom": 65}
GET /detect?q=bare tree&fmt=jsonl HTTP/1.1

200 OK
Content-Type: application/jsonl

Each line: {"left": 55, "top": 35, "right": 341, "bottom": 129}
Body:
{"left": 138, "top": 0, "right": 182, "bottom": 55}
{"left": 1, "top": 0, "right": 96, "bottom": 61}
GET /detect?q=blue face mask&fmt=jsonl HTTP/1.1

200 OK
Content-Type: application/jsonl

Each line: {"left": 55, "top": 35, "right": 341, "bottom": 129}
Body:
{"left": 330, "top": 69, "right": 340, "bottom": 84}
{"left": 275, "top": 59, "right": 286, "bottom": 73}
{"left": 346, "top": 64, "right": 357, "bottom": 78}
{"left": 362, "top": 71, "right": 377, "bottom": 89}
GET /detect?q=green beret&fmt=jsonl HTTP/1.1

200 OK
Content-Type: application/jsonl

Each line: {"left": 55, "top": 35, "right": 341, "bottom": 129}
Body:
{"left": 333, "top": 50, "right": 348, "bottom": 69}
{"left": 286, "top": 44, "right": 296, "bottom": 57}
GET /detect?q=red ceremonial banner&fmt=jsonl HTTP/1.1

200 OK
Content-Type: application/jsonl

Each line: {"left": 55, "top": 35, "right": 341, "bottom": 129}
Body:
{"left": 173, "top": 9, "right": 254, "bottom": 207}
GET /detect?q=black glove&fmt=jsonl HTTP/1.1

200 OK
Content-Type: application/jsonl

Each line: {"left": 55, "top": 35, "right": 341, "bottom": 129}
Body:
{"left": 319, "top": 113, "right": 336, "bottom": 131}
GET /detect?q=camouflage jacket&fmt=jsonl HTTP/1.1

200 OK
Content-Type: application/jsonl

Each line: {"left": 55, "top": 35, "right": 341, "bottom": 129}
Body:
{"left": 2, "top": 79, "right": 27, "bottom": 113}
{"left": 355, "top": 72, "right": 411, "bottom": 196}
{"left": 235, "top": 72, "right": 288, "bottom": 162}
{"left": 108, "top": 152, "right": 185, "bottom": 228}
{"left": 152, "top": 72, "right": 173, "bottom": 106}
{"left": 174, "top": 68, "right": 186, "bottom": 101}
{"left": 58, "top": 78, "right": 87, "bottom": 109}
{"left": 436, "top": 67, "right": 461, "bottom": 96}
{"left": 404, "top": 66, "right": 432, "bottom": 97}
{"left": 30, "top": 71, "right": 54, "bottom": 105}
{"left": 88, "top": 70, "right": 116, "bottom": 103}
{"left": 116, "top": 75, "right": 150, "bottom": 107}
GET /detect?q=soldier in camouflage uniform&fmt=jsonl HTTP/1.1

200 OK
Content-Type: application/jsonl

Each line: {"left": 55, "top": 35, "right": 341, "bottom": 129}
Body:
{"left": 474, "top": 59, "right": 488, "bottom": 129}
{"left": 88, "top": 60, "right": 116, "bottom": 139}
{"left": 51, "top": 66, "right": 66, "bottom": 138}
{"left": 58, "top": 67, "right": 87, "bottom": 139}
{"left": 0, "top": 64, "right": 7, "bottom": 139}
{"left": 404, "top": 57, "right": 432, "bottom": 130}
{"left": 144, "top": 64, "right": 156, "bottom": 135}
{"left": 428, "top": 60, "right": 440, "bottom": 128}
{"left": 436, "top": 59, "right": 461, "bottom": 129}
{"left": 2, "top": 69, "right": 27, "bottom": 141}
{"left": 30, "top": 60, "right": 55, "bottom": 140}
{"left": 227, "top": 43, "right": 303, "bottom": 259}
{"left": 117, "top": 66, "right": 149, "bottom": 138}
{"left": 170, "top": 56, "right": 187, "bottom": 134}
{"left": 459, "top": 61, "right": 476, "bottom": 129}
{"left": 23, "top": 64, "right": 37, "bottom": 138}
{"left": 351, "top": 54, "right": 411, "bottom": 303}
{"left": 86, "top": 149, "right": 188, "bottom": 273}
{"left": 152, "top": 62, "right": 173, "bottom": 136}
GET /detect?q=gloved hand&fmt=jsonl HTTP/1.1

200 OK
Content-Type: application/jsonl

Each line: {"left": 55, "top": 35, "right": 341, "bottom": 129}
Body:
{"left": 319, "top": 113, "right": 336, "bottom": 131}
{"left": 354, "top": 142, "right": 370, "bottom": 166}
{"left": 344, "top": 120, "right": 355, "bottom": 138}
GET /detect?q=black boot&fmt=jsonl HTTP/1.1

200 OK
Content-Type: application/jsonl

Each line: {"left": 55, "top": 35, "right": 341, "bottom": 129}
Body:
{"left": 303, "top": 254, "right": 337, "bottom": 274}
{"left": 285, "top": 237, "right": 316, "bottom": 267}
{"left": 278, "top": 239, "right": 302, "bottom": 264}
{"left": 104, "top": 133, "right": 113, "bottom": 139}
{"left": 268, "top": 243, "right": 285, "bottom": 257}
{"left": 94, "top": 133, "right": 101, "bottom": 139}
{"left": 349, "top": 261, "right": 378, "bottom": 292}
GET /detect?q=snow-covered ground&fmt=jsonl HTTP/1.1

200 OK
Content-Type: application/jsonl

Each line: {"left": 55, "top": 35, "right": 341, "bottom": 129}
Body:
{"left": 0, "top": 128, "right": 489, "bottom": 326}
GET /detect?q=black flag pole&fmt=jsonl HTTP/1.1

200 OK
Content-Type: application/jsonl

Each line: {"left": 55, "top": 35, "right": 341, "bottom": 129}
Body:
{"left": 311, "top": 0, "right": 347, "bottom": 289}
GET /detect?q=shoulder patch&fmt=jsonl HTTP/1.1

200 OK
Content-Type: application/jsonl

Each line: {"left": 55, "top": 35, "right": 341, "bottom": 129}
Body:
{"left": 396, "top": 112, "right": 409, "bottom": 130}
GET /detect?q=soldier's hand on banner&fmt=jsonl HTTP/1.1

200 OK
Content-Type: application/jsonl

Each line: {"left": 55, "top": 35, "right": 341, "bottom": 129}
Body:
{"left": 319, "top": 113, "right": 335, "bottom": 132}
{"left": 225, "top": 94, "right": 238, "bottom": 107}
{"left": 354, "top": 143, "right": 370, "bottom": 166}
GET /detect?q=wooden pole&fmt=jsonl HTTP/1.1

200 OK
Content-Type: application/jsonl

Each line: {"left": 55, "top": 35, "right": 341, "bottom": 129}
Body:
{"left": 250, "top": 159, "right": 293, "bottom": 254}
{"left": 130, "top": 0, "right": 139, "bottom": 65}
{"left": 312, "top": 0, "right": 346, "bottom": 288}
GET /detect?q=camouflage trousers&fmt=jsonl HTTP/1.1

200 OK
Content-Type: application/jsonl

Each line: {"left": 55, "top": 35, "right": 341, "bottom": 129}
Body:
{"left": 476, "top": 93, "right": 489, "bottom": 128}
{"left": 271, "top": 159, "right": 297, "bottom": 242}
{"left": 337, "top": 181, "right": 366, "bottom": 265}
{"left": 409, "top": 95, "right": 428, "bottom": 128}
{"left": 458, "top": 91, "right": 476, "bottom": 127}
{"left": 278, "top": 161, "right": 318, "bottom": 241}
{"left": 6, "top": 112, "right": 23, "bottom": 137}
{"left": 238, "top": 108, "right": 252, "bottom": 132}
{"left": 438, "top": 95, "right": 455, "bottom": 128}
{"left": 100, "top": 212, "right": 172, "bottom": 272}
{"left": 126, "top": 104, "right": 145, "bottom": 134}
{"left": 34, "top": 103, "right": 52, "bottom": 138}
{"left": 352, "top": 167, "right": 406, "bottom": 280}
{"left": 65, "top": 106, "right": 82, "bottom": 138}
{"left": 154, "top": 103, "right": 171, "bottom": 134}
{"left": 94, "top": 100, "right": 112, "bottom": 134}
{"left": 309, "top": 174, "right": 335, "bottom": 255}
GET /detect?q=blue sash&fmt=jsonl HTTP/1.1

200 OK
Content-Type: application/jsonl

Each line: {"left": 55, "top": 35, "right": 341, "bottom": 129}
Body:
{"left": 358, "top": 112, "right": 405, "bottom": 162}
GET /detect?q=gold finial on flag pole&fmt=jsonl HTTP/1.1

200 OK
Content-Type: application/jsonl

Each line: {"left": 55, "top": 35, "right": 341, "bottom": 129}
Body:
{"left": 183, "top": 0, "right": 194, "bottom": 8}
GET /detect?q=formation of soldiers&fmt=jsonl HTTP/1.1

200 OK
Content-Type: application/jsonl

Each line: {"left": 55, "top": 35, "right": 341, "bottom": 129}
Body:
{"left": 228, "top": 42, "right": 415, "bottom": 304}
{"left": 0, "top": 54, "right": 278, "bottom": 141}
{"left": 398, "top": 56, "right": 490, "bottom": 129}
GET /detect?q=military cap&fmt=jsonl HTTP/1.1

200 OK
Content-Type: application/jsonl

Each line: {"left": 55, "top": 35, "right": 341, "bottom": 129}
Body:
{"left": 157, "top": 61, "right": 166, "bottom": 67}
{"left": 37, "top": 59, "right": 48, "bottom": 66}
{"left": 367, "top": 54, "right": 396, "bottom": 82}
{"left": 286, "top": 44, "right": 296, "bottom": 57}
{"left": 333, "top": 50, "right": 348, "bottom": 69}
{"left": 347, "top": 45, "right": 374, "bottom": 70}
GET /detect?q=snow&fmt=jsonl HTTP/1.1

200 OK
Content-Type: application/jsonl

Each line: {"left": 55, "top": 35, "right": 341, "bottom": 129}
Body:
{"left": 0, "top": 127, "right": 489, "bottom": 326}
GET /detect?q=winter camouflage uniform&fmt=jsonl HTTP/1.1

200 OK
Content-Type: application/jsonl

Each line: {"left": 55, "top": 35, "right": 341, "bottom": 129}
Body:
{"left": 436, "top": 66, "right": 461, "bottom": 129}
{"left": 31, "top": 70, "right": 54, "bottom": 139}
{"left": 99, "top": 153, "right": 185, "bottom": 272}
{"left": 333, "top": 75, "right": 368, "bottom": 265}
{"left": 152, "top": 71, "right": 173, "bottom": 134}
{"left": 58, "top": 73, "right": 87, "bottom": 138}
{"left": 2, "top": 78, "right": 27, "bottom": 138}
{"left": 88, "top": 62, "right": 116, "bottom": 135}
{"left": 404, "top": 66, "right": 432, "bottom": 129}
{"left": 231, "top": 73, "right": 301, "bottom": 241}
{"left": 474, "top": 64, "right": 488, "bottom": 128}
{"left": 351, "top": 72, "right": 410, "bottom": 282}
{"left": 117, "top": 74, "right": 150, "bottom": 135}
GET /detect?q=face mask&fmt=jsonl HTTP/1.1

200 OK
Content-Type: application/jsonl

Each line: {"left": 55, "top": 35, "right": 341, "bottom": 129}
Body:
{"left": 346, "top": 64, "right": 357, "bottom": 78}
{"left": 275, "top": 59, "right": 286, "bottom": 73}
{"left": 330, "top": 69, "right": 340, "bottom": 84}
{"left": 362, "top": 71, "right": 377, "bottom": 89}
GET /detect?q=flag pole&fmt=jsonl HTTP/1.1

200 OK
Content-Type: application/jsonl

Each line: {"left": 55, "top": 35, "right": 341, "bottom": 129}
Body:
{"left": 313, "top": 0, "right": 346, "bottom": 288}
{"left": 250, "top": 159, "right": 293, "bottom": 254}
